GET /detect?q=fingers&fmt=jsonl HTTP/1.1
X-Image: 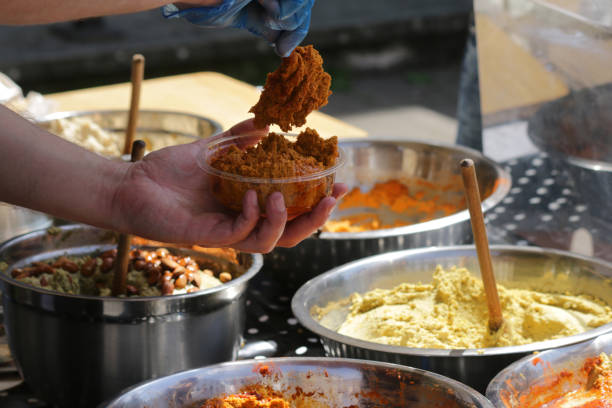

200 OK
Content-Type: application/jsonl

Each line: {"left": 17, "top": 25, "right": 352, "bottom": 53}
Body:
{"left": 274, "top": 9, "right": 311, "bottom": 57}
{"left": 231, "top": 192, "right": 288, "bottom": 253}
{"left": 331, "top": 182, "right": 349, "bottom": 200}
{"left": 258, "top": 0, "right": 311, "bottom": 29}
{"left": 276, "top": 195, "right": 335, "bottom": 247}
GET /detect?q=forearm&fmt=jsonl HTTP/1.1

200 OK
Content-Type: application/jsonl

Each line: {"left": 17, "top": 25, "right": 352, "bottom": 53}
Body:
{"left": 0, "top": 106, "right": 129, "bottom": 230}
{"left": 0, "top": 0, "right": 221, "bottom": 25}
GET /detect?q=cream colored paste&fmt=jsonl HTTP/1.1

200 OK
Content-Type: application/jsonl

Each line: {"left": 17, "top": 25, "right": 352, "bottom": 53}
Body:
{"left": 332, "top": 266, "right": 612, "bottom": 349}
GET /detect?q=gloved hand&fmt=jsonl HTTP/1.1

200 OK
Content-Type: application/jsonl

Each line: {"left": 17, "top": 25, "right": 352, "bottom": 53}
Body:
{"left": 163, "top": 0, "right": 314, "bottom": 57}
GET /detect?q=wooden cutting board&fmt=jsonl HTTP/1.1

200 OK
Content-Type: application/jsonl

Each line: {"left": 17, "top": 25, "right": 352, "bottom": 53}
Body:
{"left": 47, "top": 71, "right": 368, "bottom": 139}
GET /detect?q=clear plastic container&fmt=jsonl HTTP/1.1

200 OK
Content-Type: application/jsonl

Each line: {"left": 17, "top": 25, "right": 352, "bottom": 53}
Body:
{"left": 198, "top": 133, "right": 345, "bottom": 220}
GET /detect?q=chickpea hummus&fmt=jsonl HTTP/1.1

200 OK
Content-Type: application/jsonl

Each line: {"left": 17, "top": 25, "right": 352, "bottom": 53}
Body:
{"left": 322, "top": 266, "right": 612, "bottom": 349}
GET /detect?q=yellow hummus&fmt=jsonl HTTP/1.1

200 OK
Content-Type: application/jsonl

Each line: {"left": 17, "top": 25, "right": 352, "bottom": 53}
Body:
{"left": 330, "top": 266, "right": 612, "bottom": 349}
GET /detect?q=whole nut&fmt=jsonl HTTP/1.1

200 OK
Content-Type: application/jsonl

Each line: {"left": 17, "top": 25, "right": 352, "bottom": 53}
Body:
{"left": 32, "top": 262, "right": 55, "bottom": 276}
{"left": 161, "top": 257, "right": 180, "bottom": 271}
{"left": 219, "top": 272, "right": 232, "bottom": 283}
{"left": 155, "top": 248, "right": 169, "bottom": 258}
{"left": 40, "top": 276, "right": 48, "bottom": 287}
{"left": 101, "top": 257, "right": 114, "bottom": 273}
{"left": 161, "top": 271, "right": 173, "bottom": 283}
{"left": 146, "top": 266, "right": 162, "bottom": 286}
{"left": 80, "top": 258, "right": 97, "bottom": 277}
{"left": 11, "top": 268, "right": 23, "bottom": 278}
{"left": 172, "top": 266, "right": 187, "bottom": 278}
{"left": 101, "top": 249, "right": 117, "bottom": 259}
{"left": 174, "top": 274, "right": 187, "bottom": 289}
{"left": 126, "top": 285, "right": 139, "bottom": 296}
{"left": 133, "top": 259, "right": 147, "bottom": 271}
{"left": 161, "top": 280, "right": 174, "bottom": 295}
{"left": 53, "top": 256, "right": 79, "bottom": 273}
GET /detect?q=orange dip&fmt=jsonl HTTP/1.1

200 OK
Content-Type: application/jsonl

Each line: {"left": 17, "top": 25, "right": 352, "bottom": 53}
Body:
{"left": 324, "top": 179, "right": 466, "bottom": 232}
{"left": 201, "top": 392, "right": 290, "bottom": 408}
{"left": 511, "top": 354, "right": 612, "bottom": 408}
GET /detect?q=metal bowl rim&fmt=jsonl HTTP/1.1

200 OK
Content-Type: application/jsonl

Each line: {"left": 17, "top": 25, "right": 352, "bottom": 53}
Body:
{"left": 485, "top": 330, "right": 612, "bottom": 403}
{"left": 292, "top": 245, "right": 612, "bottom": 357}
{"left": 36, "top": 109, "right": 224, "bottom": 135}
{"left": 0, "top": 224, "right": 263, "bottom": 303}
{"left": 106, "top": 356, "right": 492, "bottom": 407}
{"left": 316, "top": 138, "right": 511, "bottom": 240}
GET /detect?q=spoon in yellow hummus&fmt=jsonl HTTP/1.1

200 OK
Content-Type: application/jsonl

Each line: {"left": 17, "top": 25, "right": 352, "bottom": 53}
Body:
{"left": 460, "top": 158, "right": 504, "bottom": 332}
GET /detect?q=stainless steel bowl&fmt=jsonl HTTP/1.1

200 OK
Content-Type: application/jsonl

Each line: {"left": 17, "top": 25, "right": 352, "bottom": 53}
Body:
{"left": 292, "top": 245, "right": 612, "bottom": 393}
{"left": 527, "top": 85, "right": 612, "bottom": 221}
{"left": 0, "top": 225, "right": 263, "bottom": 407}
{"left": 486, "top": 331, "right": 612, "bottom": 407}
{"left": 104, "top": 357, "right": 494, "bottom": 407}
{"left": 265, "top": 140, "right": 511, "bottom": 285}
{"left": 38, "top": 109, "right": 223, "bottom": 154}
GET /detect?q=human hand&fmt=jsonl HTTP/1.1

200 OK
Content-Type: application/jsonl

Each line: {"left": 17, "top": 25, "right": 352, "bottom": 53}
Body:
{"left": 111, "top": 119, "right": 346, "bottom": 253}
{"left": 163, "top": 0, "right": 314, "bottom": 57}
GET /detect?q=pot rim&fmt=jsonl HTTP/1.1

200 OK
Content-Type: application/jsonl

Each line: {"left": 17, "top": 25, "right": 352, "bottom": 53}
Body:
{"left": 0, "top": 224, "right": 263, "bottom": 304}
{"left": 106, "top": 356, "right": 493, "bottom": 407}
{"left": 314, "top": 138, "right": 511, "bottom": 240}
{"left": 292, "top": 245, "right": 612, "bottom": 358}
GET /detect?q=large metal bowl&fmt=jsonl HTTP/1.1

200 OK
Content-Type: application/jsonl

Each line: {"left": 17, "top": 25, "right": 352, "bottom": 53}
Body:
{"left": 486, "top": 331, "right": 612, "bottom": 407}
{"left": 0, "top": 225, "right": 263, "bottom": 407}
{"left": 38, "top": 109, "right": 223, "bottom": 154}
{"left": 527, "top": 85, "right": 612, "bottom": 221}
{"left": 265, "top": 140, "right": 511, "bottom": 285}
{"left": 292, "top": 245, "right": 612, "bottom": 393}
{"left": 104, "top": 357, "right": 494, "bottom": 407}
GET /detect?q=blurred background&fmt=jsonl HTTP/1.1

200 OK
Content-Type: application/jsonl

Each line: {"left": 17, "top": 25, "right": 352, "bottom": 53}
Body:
{"left": 0, "top": 0, "right": 473, "bottom": 142}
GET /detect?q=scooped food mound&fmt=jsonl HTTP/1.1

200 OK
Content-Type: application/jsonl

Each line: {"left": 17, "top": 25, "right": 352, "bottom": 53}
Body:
{"left": 211, "top": 129, "right": 338, "bottom": 179}
{"left": 316, "top": 266, "right": 612, "bottom": 349}
{"left": 249, "top": 45, "right": 332, "bottom": 132}
{"left": 9, "top": 247, "right": 233, "bottom": 297}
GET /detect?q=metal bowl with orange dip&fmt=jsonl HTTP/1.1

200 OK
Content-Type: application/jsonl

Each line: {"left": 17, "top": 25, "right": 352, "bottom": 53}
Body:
{"left": 198, "top": 129, "right": 344, "bottom": 220}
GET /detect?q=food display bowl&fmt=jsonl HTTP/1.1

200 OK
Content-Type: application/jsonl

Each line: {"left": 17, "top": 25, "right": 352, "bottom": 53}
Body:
{"left": 0, "top": 225, "right": 263, "bottom": 407}
{"left": 198, "top": 133, "right": 345, "bottom": 220}
{"left": 265, "top": 139, "right": 510, "bottom": 285}
{"left": 486, "top": 331, "right": 612, "bottom": 407}
{"left": 527, "top": 85, "right": 612, "bottom": 221}
{"left": 292, "top": 245, "right": 612, "bottom": 392}
{"left": 104, "top": 357, "right": 494, "bottom": 408}
{"left": 38, "top": 109, "right": 223, "bottom": 155}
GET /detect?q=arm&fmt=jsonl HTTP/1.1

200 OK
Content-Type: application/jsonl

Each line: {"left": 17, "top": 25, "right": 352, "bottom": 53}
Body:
{"left": 0, "top": 105, "right": 125, "bottom": 228}
{"left": 0, "top": 0, "right": 221, "bottom": 25}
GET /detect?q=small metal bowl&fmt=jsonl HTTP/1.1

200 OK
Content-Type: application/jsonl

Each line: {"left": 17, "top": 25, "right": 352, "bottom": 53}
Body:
{"left": 0, "top": 225, "right": 262, "bottom": 407}
{"left": 486, "top": 331, "right": 612, "bottom": 407}
{"left": 38, "top": 109, "right": 223, "bottom": 156}
{"left": 265, "top": 140, "right": 510, "bottom": 285}
{"left": 292, "top": 245, "right": 612, "bottom": 392}
{"left": 104, "top": 357, "right": 494, "bottom": 407}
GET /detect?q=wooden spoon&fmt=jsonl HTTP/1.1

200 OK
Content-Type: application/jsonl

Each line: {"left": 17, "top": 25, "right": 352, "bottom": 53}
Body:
{"left": 460, "top": 158, "right": 504, "bottom": 332}
{"left": 112, "top": 140, "right": 146, "bottom": 296}
{"left": 123, "top": 54, "right": 145, "bottom": 155}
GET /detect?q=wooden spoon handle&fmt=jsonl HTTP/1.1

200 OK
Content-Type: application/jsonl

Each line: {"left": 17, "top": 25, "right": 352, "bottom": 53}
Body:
{"left": 123, "top": 54, "right": 145, "bottom": 155}
{"left": 460, "top": 158, "right": 504, "bottom": 332}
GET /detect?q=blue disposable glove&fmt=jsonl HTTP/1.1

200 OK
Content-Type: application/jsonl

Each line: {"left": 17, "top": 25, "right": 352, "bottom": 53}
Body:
{"left": 162, "top": 0, "right": 314, "bottom": 57}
